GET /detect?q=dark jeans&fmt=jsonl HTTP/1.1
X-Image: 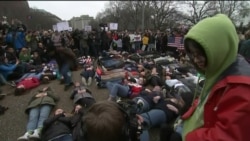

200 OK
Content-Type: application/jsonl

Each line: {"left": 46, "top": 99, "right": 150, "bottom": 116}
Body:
{"left": 76, "top": 98, "right": 96, "bottom": 108}
{"left": 60, "top": 64, "right": 72, "bottom": 85}
{"left": 101, "top": 59, "right": 124, "bottom": 70}
{"left": 89, "top": 43, "right": 98, "bottom": 58}
{"left": 81, "top": 70, "right": 95, "bottom": 79}
{"left": 80, "top": 47, "right": 89, "bottom": 57}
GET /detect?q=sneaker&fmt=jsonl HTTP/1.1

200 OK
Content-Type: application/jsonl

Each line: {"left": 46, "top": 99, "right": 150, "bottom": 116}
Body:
{"left": 137, "top": 99, "right": 144, "bottom": 108}
{"left": 116, "top": 97, "right": 122, "bottom": 103}
{"left": 7, "top": 81, "right": 16, "bottom": 87}
{"left": 17, "top": 132, "right": 31, "bottom": 141}
{"left": 29, "top": 129, "right": 40, "bottom": 140}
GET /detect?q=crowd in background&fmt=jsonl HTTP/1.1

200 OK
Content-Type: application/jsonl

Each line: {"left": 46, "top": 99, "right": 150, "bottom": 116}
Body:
{"left": 0, "top": 19, "right": 189, "bottom": 87}
{"left": 1, "top": 13, "right": 250, "bottom": 141}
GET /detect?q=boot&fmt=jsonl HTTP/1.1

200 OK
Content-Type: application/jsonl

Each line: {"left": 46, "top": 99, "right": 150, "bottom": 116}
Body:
{"left": 17, "top": 132, "right": 31, "bottom": 141}
{"left": 29, "top": 129, "right": 40, "bottom": 140}
{"left": 87, "top": 77, "right": 92, "bottom": 86}
{"left": 81, "top": 77, "right": 87, "bottom": 86}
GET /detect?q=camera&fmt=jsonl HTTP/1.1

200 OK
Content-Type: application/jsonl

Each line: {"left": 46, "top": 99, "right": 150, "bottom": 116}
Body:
{"left": 117, "top": 100, "right": 143, "bottom": 141}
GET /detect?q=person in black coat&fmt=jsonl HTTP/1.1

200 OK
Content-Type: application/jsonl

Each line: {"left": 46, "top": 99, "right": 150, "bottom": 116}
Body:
{"left": 41, "top": 108, "right": 73, "bottom": 141}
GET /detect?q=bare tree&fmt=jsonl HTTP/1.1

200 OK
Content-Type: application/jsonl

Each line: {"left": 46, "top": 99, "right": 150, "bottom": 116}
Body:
{"left": 98, "top": 1, "right": 131, "bottom": 30}
{"left": 180, "top": 1, "right": 217, "bottom": 24}
{"left": 216, "top": 1, "right": 237, "bottom": 19}
{"left": 149, "top": 1, "right": 176, "bottom": 30}
{"left": 123, "top": 1, "right": 141, "bottom": 30}
{"left": 215, "top": 1, "right": 250, "bottom": 22}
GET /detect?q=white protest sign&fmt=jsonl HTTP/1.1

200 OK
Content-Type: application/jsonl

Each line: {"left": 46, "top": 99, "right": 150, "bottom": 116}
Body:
{"left": 56, "top": 21, "right": 70, "bottom": 31}
{"left": 52, "top": 25, "right": 58, "bottom": 31}
{"left": 109, "top": 23, "right": 118, "bottom": 30}
{"left": 84, "top": 25, "right": 92, "bottom": 31}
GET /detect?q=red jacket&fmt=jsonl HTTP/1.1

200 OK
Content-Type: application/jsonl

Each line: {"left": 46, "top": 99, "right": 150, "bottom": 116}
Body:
{"left": 185, "top": 56, "right": 250, "bottom": 141}
{"left": 17, "top": 77, "right": 40, "bottom": 90}
{"left": 128, "top": 83, "right": 143, "bottom": 98}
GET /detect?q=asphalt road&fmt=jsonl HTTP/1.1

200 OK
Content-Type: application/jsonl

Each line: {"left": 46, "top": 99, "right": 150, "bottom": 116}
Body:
{"left": 0, "top": 70, "right": 160, "bottom": 141}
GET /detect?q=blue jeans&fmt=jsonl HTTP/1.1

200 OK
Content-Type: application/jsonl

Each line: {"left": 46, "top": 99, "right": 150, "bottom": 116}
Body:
{"left": 60, "top": 64, "right": 72, "bottom": 85}
{"left": 15, "top": 72, "right": 42, "bottom": 83}
{"left": 102, "top": 59, "right": 123, "bottom": 69}
{"left": 140, "top": 109, "right": 166, "bottom": 140}
{"left": 49, "top": 134, "right": 73, "bottom": 141}
{"left": 106, "top": 81, "right": 129, "bottom": 98}
{"left": 26, "top": 105, "right": 52, "bottom": 132}
{"left": 81, "top": 70, "right": 95, "bottom": 79}
{"left": 148, "top": 43, "right": 155, "bottom": 51}
{"left": 134, "top": 41, "right": 141, "bottom": 51}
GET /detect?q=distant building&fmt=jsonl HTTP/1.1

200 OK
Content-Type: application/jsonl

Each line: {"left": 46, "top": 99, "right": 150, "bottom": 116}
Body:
{"left": 69, "top": 15, "right": 94, "bottom": 30}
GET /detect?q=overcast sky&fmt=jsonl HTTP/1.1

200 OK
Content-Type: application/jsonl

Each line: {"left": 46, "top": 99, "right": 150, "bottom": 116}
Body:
{"left": 28, "top": 1, "right": 109, "bottom": 20}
